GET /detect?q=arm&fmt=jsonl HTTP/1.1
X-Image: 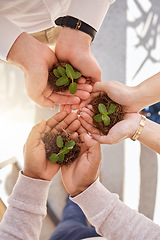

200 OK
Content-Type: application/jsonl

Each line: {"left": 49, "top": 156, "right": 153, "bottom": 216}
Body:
{"left": 55, "top": 0, "right": 116, "bottom": 84}
{"left": 0, "top": 172, "right": 51, "bottom": 240}
{"left": 0, "top": 111, "right": 80, "bottom": 239}
{"left": 61, "top": 125, "right": 160, "bottom": 239}
{"left": 71, "top": 179, "right": 160, "bottom": 240}
{"left": 92, "top": 72, "right": 160, "bottom": 113}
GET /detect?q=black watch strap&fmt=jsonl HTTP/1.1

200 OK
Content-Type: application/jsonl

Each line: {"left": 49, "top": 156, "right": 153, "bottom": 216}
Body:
{"left": 55, "top": 16, "right": 97, "bottom": 41}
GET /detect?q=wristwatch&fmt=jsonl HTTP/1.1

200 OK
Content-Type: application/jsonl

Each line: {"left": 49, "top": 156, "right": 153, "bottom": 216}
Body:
{"left": 55, "top": 16, "right": 97, "bottom": 41}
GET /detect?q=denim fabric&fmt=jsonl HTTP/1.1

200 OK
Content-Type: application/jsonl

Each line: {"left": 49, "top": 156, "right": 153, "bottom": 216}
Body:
{"left": 142, "top": 102, "right": 160, "bottom": 124}
{"left": 49, "top": 195, "right": 101, "bottom": 240}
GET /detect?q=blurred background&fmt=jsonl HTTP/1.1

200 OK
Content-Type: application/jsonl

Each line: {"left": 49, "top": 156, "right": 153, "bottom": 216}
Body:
{"left": 0, "top": 0, "right": 160, "bottom": 239}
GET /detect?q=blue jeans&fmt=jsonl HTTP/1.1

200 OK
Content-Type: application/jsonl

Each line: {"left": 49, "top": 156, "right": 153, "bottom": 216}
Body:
{"left": 49, "top": 195, "right": 101, "bottom": 240}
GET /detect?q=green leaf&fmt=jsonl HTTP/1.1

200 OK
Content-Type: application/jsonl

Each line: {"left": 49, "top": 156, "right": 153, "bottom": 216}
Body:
{"left": 66, "top": 64, "right": 75, "bottom": 80}
{"left": 49, "top": 153, "right": 59, "bottom": 163}
{"left": 64, "top": 78, "right": 71, "bottom": 86}
{"left": 98, "top": 103, "right": 107, "bottom": 115}
{"left": 57, "top": 66, "right": 67, "bottom": 77}
{"left": 56, "top": 76, "right": 69, "bottom": 86}
{"left": 65, "top": 140, "right": 75, "bottom": 150}
{"left": 59, "top": 153, "right": 64, "bottom": 162}
{"left": 103, "top": 112, "right": 108, "bottom": 117}
{"left": 53, "top": 69, "right": 61, "bottom": 78}
{"left": 102, "top": 115, "right": 110, "bottom": 126}
{"left": 74, "top": 71, "right": 82, "bottom": 79}
{"left": 69, "top": 82, "right": 77, "bottom": 95}
{"left": 56, "top": 135, "right": 64, "bottom": 148}
{"left": 108, "top": 103, "right": 116, "bottom": 115}
{"left": 61, "top": 147, "right": 70, "bottom": 155}
{"left": 93, "top": 114, "right": 102, "bottom": 122}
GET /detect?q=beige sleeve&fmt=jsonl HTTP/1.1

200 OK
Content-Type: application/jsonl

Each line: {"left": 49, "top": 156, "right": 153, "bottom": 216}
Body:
{"left": 0, "top": 171, "right": 51, "bottom": 240}
{"left": 71, "top": 179, "right": 160, "bottom": 240}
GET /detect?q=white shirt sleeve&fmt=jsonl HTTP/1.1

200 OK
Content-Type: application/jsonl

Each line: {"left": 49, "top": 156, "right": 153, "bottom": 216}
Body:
{"left": 67, "top": 0, "right": 115, "bottom": 32}
{"left": 0, "top": 16, "right": 23, "bottom": 61}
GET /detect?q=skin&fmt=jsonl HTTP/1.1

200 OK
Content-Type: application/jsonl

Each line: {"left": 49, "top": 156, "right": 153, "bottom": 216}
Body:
{"left": 7, "top": 31, "right": 93, "bottom": 109}
{"left": 23, "top": 111, "right": 102, "bottom": 197}
{"left": 23, "top": 111, "right": 80, "bottom": 180}
{"left": 61, "top": 128, "right": 101, "bottom": 197}
{"left": 78, "top": 77, "right": 160, "bottom": 153}
{"left": 55, "top": 27, "right": 101, "bottom": 113}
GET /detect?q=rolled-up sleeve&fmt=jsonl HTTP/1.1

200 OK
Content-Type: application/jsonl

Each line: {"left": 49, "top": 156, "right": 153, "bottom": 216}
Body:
{"left": 0, "top": 16, "right": 23, "bottom": 61}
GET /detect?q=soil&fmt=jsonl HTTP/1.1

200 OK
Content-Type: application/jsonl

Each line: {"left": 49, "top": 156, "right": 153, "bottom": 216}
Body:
{"left": 48, "top": 61, "right": 80, "bottom": 92}
{"left": 42, "top": 131, "right": 81, "bottom": 166}
{"left": 90, "top": 93, "right": 125, "bottom": 135}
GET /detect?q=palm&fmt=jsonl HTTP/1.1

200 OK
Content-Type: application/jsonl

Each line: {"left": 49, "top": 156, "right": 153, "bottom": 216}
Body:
{"left": 61, "top": 134, "right": 101, "bottom": 196}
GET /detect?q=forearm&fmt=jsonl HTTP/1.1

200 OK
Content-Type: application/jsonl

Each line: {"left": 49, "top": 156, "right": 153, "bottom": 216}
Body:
{"left": 0, "top": 172, "right": 51, "bottom": 240}
{"left": 71, "top": 179, "right": 160, "bottom": 240}
{"left": 134, "top": 72, "right": 160, "bottom": 111}
{"left": 138, "top": 118, "right": 160, "bottom": 154}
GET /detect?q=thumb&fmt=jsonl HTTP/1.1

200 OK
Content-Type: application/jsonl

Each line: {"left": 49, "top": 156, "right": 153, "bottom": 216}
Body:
{"left": 81, "top": 133, "right": 98, "bottom": 147}
{"left": 93, "top": 82, "right": 106, "bottom": 92}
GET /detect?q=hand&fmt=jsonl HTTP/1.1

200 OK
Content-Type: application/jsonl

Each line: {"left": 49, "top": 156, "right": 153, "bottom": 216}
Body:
{"left": 55, "top": 27, "right": 101, "bottom": 83}
{"left": 7, "top": 32, "right": 82, "bottom": 108}
{"left": 23, "top": 111, "right": 80, "bottom": 180}
{"left": 61, "top": 126, "right": 101, "bottom": 197}
{"left": 79, "top": 106, "right": 141, "bottom": 144}
{"left": 91, "top": 81, "right": 145, "bottom": 113}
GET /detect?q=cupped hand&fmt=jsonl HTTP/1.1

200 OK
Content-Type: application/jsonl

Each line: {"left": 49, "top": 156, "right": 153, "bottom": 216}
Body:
{"left": 92, "top": 81, "right": 144, "bottom": 113}
{"left": 55, "top": 27, "right": 101, "bottom": 83}
{"left": 61, "top": 128, "right": 101, "bottom": 197}
{"left": 7, "top": 32, "right": 83, "bottom": 108}
{"left": 79, "top": 106, "right": 141, "bottom": 144}
{"left": 23, "top": 111, "right": 80, "bottom": 181}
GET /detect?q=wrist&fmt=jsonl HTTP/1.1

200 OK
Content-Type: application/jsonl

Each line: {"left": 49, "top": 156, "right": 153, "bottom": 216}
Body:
{"left": 23, "top": 169, "right": 45, "bottom": 180}
{"left": 7, "top": 32, "right": 54, "bottom": 72}
{"left": 56, "top": 27, "right": 91, "bottom": 51}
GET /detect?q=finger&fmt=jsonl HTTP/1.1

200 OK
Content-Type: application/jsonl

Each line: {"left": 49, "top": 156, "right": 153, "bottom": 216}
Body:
{"left": 93, "top": 82, "right": 106, "bottom": 93}
{"left": 51, "top": 112, "right": 78, "bottom": 134}
{"left": 57, "top": 83, "right": 92, "bottom": 96}
{"left": 46, "top": 111, "right": 67, "bottom": 132}
{"left": 70, "top": 132, "right": 79, "bottom": 140}
{"left": 80, "top": 134, "right": 101, "bottom": 163}
{"left": 80, "top": 107, "right": 94, "bottom": 117}
{"left": 48, "top": 92, "right": 80, "bottom": 105}
{"left": 77, "top": 125, "right": 87, "bottom": 135}
{"left": 79, "top": 92, "right": 99, "bottom": 108}
{"left": 87, "top": 105, "right": 94, "bottom": 112}
{"left": 25, "top": 119, "right": 47, "bottom": 149}
{"left": 78, "top": 77, "right": 86, "bottom": 84}
{"left": 66, "top": 119, "right": 81, "bottom": 133}
{"left": 59, "top": 104, "right": 65, "bottom": 112}
{"left": 79, "top": 116, "right": 99, "bottom": 134}
{"left": 77, "top": 83, "right": 92, "bottom": 92}
{"left": 72, "top": 104, "right": 80, "bottom": 110}
{"left": 36, "top": 96, "right": 55, "bottom": 109}
{"left": 63, "top": 105, "right": 72, "bottom": 114}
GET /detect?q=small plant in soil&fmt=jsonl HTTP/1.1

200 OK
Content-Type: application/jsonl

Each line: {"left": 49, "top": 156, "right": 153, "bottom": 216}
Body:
{"left": 94, "top": 103, "right": 116, "bottom": 126}
{"left": 48, "top": 62, "right": 82, "bottom": 95}
{"left": 90, "top": 93, "right": 125, "bottom": 135}
{"left": 42, "top": 131, "right": 81, "bottom": 166}
{"left": 49, "top": 135, "right": 75, "bottom": 163}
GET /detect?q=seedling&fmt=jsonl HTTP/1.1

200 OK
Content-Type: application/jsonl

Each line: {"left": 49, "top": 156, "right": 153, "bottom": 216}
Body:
{"left": 93, "top": 103, "right": 116, "bottom": 126}
{"left": 49, "top": 135, "right": 75, "bottom": 163}
{"left": 53, "top": 63, "right": 82, "bottom": 95}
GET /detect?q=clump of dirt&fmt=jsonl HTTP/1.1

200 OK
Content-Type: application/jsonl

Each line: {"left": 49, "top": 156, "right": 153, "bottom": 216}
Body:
{"left": 90, "top": 93, "right": 125, "bottom": 135}
{"left": 42, "top": 131, "right": 81, "bottom": 166}
{"left": 48, "top": 62, "right": 80, "bottom": 92}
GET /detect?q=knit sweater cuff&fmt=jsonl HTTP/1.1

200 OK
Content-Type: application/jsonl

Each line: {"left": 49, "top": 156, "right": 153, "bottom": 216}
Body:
{"left": 8, "top": 171, "right": 51, "bottom": 216}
